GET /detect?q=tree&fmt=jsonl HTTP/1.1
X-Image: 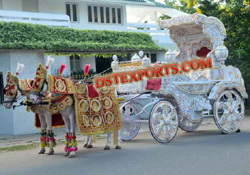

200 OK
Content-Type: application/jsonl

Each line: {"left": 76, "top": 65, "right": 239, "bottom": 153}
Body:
{"left": 164, "top": 0, "right": 250, "bottom": 82}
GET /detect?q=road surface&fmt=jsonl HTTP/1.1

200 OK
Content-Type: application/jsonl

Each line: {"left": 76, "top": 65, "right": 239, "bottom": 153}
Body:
{"left": 0, "top": 118, "right": 250, "bottom": 175}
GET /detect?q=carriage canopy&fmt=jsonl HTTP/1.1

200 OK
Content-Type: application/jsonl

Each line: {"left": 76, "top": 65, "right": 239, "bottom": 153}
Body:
{"left": 159, "top": 13, "right": 227, "bottom": 62}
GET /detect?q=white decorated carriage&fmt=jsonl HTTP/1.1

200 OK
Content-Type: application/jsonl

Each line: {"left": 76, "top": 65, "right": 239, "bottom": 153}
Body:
{"left": 112, "top": 13, "right": 248, "bottom": 143}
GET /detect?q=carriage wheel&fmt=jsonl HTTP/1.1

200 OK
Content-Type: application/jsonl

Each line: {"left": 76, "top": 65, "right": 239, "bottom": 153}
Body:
{"left": 178, "top": 115, "right": 203, "bottom": 132}
{"left": 120, "top": 103, "right": 141, "bottom": 141}
{"left": 149, "top": 101, "right": 178, "bottom": 143}
{"left": 214, "top": 90, "right": 245, "bottom": 134}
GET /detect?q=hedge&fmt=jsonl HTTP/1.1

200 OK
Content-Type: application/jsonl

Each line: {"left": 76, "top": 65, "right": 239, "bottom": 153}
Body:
{"left": 0, "top": 22, "right": 165, "bottom": 55}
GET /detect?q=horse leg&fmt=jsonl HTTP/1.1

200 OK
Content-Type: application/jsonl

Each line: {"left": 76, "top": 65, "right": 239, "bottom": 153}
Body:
{"left": 69, "top": 111, "right": 77, "bottom": 158}
{"left": 115, "top": 130, "right": 121, "bottom": 149}
{"left": 62, "top": 115, "right": 71, "bottom": 157}
{"left": 104, "top": 132, "right": 112, "bottom": 150}
{"left": 45, "top": 113, "right": 55, "bottom": 155}
{"left": 83, "top": 136, "right": 90, "bottom": 148}
{"left": 87, "top": 135, "right": 93, "bottom": 148}
{"left": 38, "top": 114, "right": 46, "bottom": 154}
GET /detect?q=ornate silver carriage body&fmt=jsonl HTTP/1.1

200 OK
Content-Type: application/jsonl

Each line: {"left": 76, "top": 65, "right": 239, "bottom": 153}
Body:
{"left": 112, "top": 14, "right": 248, "bottom": 143}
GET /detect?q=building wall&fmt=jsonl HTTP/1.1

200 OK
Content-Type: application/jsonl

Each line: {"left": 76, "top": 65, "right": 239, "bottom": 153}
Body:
{"left": 38, "top": 0, "right": 127, "bottom": 31}
{"left": 0, "top": 51, "right": 14, "bottom": 134}
{"left": 45, "top": 55, "right": 71, "bottom": 76}
{"left": 0, "top": 51, "right": 45, "bottom": 135}
{"left": 2, "top": 0, "right": 22, "bottom": 11}
{"left": 22, "top": 0, "right": 38, "bottom": 12}
{"left": 81, "top": 56, "right": 96, "bottom": 72}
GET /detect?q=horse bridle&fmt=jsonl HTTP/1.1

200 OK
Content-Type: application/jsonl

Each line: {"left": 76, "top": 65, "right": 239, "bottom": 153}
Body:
{"left": 30, "top": 79, "right": 48, "bottom": 99}
{"left": 3, "top": 85, "right": 24, "bottom": 104}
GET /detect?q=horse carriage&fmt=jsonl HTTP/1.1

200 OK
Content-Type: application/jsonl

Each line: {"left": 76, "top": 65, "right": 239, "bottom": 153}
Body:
{"left": 112, "top": 13, "right": 248, "bottom": 143}
{"left": 2, "top": 13, "right": 248, "bottom": 158}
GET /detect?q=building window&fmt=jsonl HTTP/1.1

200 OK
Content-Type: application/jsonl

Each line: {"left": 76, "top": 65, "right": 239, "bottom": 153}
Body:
{"left": 70, "top": 55, "right": 81, "bottom": 72}
{"left": 151, "top": 54, "right": 157, "bottom": 63}
{"left": 88, "top": 5, "right": 122, "bottom": 24}
{"left": 146, "top": 53, "right": 157, "bottom": 63}
{"left": 66, "top": 3, "right": 78, "bottom": 22}
{"left": 100, "top": 7, "right": 104, "bottom": 23}
{"left": 117, "top": 8, "right": 121, "bottom": 24}
{"left": 88, "top": 6, "right": 92, "bottom": 22}
{"left": 112, "top": 8, "right": 116, "bottom": 24}
{"left": 106, "top": 7, "right": 110, "bottom": 23}
{"left": 0, "top": 72, "right": 3, "bottom": 104}
{"left": 94, "top": 6, "right": 98, "bottom": 23}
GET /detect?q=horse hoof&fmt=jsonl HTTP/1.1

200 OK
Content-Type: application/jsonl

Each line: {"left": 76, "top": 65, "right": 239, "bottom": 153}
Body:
{"left": 38, "top": 148, "right": 45, "bottom": 154}
{"left": 104, "top": 146, "right": 110, "bottom": 150}
{"left": 87, "top": 145, "right": 93, "bottom": 149}
{"left": 236, "top": 129, "right": 241, "bottom": 133}
{"left": 83, "top": 143, "right": 88, "bottom": 148}
{"left": 68, "top": 152, "right": 75, "bottom": 158}
{"left": 48, "top": 150, "right": 54, "bottom": 155}
{"left": 64, "top": 152, "right": 70, "bottom": 157}
{"left": 115, "top": 145, "right": 121, "bottom": 149}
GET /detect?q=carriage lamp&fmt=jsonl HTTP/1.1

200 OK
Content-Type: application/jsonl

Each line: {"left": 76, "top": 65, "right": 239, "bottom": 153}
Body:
{"left": 131, "top": 53, "right": 141, "bottom": 62}
{"left": 215, "top": 45, "right": 228, "bottom": 64}
{"left": 111, "top": 55, "right": 119, "bottom": 71}
{"left": 165, "top": 49, "right": 176, "bottom": 63}
{"left": 139, "top": 50, "right": 144, "bottom": 58}
{"left": 142, "top": 55, "right": 150, "bottom": 68}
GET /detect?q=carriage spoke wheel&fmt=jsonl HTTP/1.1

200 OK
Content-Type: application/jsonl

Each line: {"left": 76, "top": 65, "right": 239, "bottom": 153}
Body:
{"left": 178, "top": 116, "right": 203, "bottom": 132}
{"left": 214, "top": 90, "right": 245, "bottom": 134}
{"left": 120, "top": 103, "right": 141, "bottom": 141}
{"left": 149, "top": 101, "right": 178, "bottom": 143}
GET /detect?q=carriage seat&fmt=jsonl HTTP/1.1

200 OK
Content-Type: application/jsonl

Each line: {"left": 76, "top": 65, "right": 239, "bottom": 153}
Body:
{"left": 146, "top": 78, "right": 162, "bottom": 91}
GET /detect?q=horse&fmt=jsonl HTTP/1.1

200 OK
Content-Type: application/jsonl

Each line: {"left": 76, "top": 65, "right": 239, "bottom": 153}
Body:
{"left": 29, "top": 64, "right": 121, "bottom": 158}
{"left": 3, "top": 71, "right": 56, "bottom": 155}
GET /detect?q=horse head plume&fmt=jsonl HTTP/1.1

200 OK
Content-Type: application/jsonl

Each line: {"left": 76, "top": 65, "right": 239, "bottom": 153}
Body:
{"left": 16, "top": 63, "right": 25, "bottom": 76}
{"left": 59, "top": 63, "right": 67, "bottom": 76}
{"left": 84, "top": 64, "right": 91, "bottom": 77}
{"left": 46, "top": 57, "right": 55, "bottom": 70}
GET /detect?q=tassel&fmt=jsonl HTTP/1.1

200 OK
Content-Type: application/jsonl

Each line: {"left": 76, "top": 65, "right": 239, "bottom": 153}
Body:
{"left": 93, "top": 135, "right": 97, "bottom": 143}
{"left": 46, "top": 57, "right": 55, "bottom": 70}
{"left": 113, "top": 131, "right": 117, "bottom": 145}
{"left": 59, "top": 63, "right": 67, "bottom": 76}
{"left": 84, "top": 64, "right": 91, "bottom": 76}
{"left": 16, "top": 63, "right": 25, "bottom": 76}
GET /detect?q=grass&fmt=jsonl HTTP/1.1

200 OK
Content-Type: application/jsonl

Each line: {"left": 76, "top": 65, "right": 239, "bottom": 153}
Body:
{"left": 0, "top": 134, "right": 107, "bottom": 153}
{"left": 0, "top": 143, "right": 38, "bottom": 152}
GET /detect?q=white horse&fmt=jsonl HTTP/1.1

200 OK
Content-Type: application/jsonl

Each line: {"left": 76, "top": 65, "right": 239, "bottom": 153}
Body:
{"left": 3, "top": 73, "right": 56, "bottom": 155}
{"left": 29, "top": 78, "right": 121, "bottom": 158}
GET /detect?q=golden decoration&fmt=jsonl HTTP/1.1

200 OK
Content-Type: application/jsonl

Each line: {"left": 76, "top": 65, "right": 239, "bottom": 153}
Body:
{"left": 76, "top": 84, "right": 86, "bottom": 95}
{"left": 105, "top": 111, "right": 114, "bottom": 124}
{"left": 79, "top": 99, "right": 89, "bottom": 112}
{"left": 31, "top": 64, "right": 47, "bottom": 93}
{"left": 83, "top": 115, "right": 90, "bottom": 127}
{"left": 92, "top": 115, "right": 102, "bottom": 127}
{"left": 74, "top": 86, "right": 122, "bottom": 136}
{"left": 103, "top": 97, "right": 112, "bottom": 109}
{"left": 101, "top": 86, "right": 110, "bottom": 95}
{"left": 91, "top": 99, "right": 101, "bottom": 112}
{"left": 55, "top": 79, "right": 66, "bottom": 92}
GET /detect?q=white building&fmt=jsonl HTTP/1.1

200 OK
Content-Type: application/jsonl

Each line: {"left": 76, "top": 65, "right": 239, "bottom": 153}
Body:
{"left": 0, "top": 0, "right": 185, "bottom": 135}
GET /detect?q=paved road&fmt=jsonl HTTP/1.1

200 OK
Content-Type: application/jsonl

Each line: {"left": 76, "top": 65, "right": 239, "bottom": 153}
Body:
{"left": 0, "top": 118, "right": 250, "bottom": 175}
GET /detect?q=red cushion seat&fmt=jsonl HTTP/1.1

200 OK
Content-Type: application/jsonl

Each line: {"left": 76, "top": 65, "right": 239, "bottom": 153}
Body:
{"left": 146, "top": 78, "right": 162, "bottom": 91}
